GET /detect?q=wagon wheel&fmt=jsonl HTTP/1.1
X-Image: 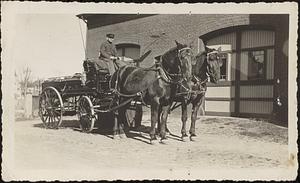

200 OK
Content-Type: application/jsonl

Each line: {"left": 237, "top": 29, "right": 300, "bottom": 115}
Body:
{"left": 78, "top": 96, "right": 95, "bottom": 133}
{"left": 39, "top": 86, "right": 63, "bottom": 129}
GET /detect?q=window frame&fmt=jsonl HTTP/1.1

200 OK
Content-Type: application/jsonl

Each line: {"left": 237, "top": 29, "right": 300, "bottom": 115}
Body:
{"left": 246, "top": 48, "right": 267, "bottom": 80}
{"left": 240, "top": 45, "right": 275, "bottom": 81}
{"left": 200, "top": 25, "right": 276, "bottom": 84}
{"left": 115, "top": 43, "right": 141, "bottom": 59}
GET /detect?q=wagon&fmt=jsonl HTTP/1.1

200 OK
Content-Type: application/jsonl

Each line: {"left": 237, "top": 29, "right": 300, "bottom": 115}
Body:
{"left": 38, "top": 59, "right": 143, "bottom": 132}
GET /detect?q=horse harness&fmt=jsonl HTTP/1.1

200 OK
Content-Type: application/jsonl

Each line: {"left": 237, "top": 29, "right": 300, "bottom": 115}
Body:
{"left": 105, "top": 47, "right": 195, "bottom": 110}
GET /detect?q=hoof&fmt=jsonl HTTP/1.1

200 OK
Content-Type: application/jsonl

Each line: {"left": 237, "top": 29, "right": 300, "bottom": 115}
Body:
{"left": 150, "top": 139, "right": 158, "bottom": 145}
{"left": 159, "top": 135, "right": 168, "bottom": 144}
{"left": 150, "top": 135, "right": 157, "bottom": 145}
{"left": 181, "top": 133, "right": 188, "bottom": 142}
{"left": 119, "top": 133, "right": 126, "bottom": 139}
{"left": 181, "top": 136, "right": 188, "bottom": 142}
{"left": 159, "top": 139, "right": 167, "bottom": 144}
{"left": 189, "top": 134, "right": 197, "bottom": 141}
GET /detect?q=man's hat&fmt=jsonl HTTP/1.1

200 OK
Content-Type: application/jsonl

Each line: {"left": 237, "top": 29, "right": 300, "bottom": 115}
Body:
{"left": 106, "top": 33, "right": 115, "bottom": 38}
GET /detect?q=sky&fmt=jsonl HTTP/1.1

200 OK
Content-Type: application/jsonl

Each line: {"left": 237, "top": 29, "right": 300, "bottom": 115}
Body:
{"left": 11, "top": 14, "right": 87, "bottom": 80}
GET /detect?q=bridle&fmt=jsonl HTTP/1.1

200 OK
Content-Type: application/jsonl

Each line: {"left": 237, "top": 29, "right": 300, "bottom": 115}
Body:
{"left": 159, "top": 46, "right": 192, "bottom": 83}
{"left": 183, "top": 50, "right": 220, "bottom": 96}
{"left": 156, "top": 46, "right": 195, "bottom": 100}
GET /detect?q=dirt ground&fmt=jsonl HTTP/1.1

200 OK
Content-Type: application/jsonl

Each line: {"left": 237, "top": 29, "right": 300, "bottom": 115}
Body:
{"left": 12, "top": 109, "right": 289, "bottom": 180}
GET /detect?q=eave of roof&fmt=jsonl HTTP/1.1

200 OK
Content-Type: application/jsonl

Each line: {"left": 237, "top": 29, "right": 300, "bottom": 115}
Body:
{"left": 76, "top": 14, "right": 157, "bottom": 28}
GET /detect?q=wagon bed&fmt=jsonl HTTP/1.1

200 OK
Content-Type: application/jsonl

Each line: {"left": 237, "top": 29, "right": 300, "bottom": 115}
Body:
{"left": 39, "top": 60, "right": 142, "bottom": 132}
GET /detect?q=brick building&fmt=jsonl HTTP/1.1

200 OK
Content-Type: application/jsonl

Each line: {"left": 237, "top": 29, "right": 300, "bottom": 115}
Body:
{"left": 78, "top": 14, "right": 289, "bottom": 125}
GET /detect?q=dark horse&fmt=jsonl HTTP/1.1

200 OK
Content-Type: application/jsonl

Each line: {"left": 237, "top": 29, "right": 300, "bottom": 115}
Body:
{"left": 110, "top": 41, "right": 193, "bottom": 143}
{"left": 175, "top": 46, "right": 222, "bottom": 141}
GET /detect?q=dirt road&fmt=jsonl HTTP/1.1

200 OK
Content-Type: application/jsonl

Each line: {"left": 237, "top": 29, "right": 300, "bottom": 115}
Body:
{"left": 12, "top": 111, "right": 289, "bottom": 180}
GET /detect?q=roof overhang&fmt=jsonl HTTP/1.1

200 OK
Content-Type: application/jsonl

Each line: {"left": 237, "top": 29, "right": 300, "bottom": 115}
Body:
{"left": 76, "top": 14, "right": 156, "bottom": 28}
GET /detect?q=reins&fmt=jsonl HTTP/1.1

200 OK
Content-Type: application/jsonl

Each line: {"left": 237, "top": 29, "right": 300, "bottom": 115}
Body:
{"left": 105, "top": 46, "right": 194, "bottom": 111}
{"left": 158, "top": 46, "right": 192, "bottom": 84}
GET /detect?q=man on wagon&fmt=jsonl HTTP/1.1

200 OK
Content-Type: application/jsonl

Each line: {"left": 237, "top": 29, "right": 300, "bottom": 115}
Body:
{"left": 96, "top": 33, "right": 126, "bottom": 75}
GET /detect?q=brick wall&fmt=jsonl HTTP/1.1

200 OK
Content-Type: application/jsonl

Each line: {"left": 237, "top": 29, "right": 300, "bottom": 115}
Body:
{"left": 86, "top": 14, "right": 250, "bottom": 67}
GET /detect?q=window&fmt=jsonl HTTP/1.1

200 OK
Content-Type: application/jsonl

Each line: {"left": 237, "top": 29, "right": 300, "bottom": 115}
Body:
{"left": 116, "top": 43, "right": 140, "bottom": 60}
{"left": 248, "top": 50, "right": 265, "bottom": 80}
{"left": 204, "top": 44, "right": 232, "bottom": 82}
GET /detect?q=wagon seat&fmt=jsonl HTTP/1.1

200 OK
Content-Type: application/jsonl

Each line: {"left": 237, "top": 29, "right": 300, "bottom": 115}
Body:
{"left": 83, "top": 59, "right": 110, "bottom": 87}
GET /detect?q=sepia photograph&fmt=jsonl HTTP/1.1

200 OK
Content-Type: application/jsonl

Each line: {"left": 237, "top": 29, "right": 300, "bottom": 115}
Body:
{"left": 1, "top": 2, "right": 298, "bottom": 181}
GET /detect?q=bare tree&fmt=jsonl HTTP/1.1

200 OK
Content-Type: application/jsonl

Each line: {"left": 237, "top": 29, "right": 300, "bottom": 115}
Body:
{"left": 18, "top": 67, "right": 32, "bottom": 96}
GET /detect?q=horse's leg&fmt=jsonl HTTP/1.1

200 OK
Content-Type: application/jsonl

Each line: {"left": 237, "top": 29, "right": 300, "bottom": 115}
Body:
{"left": 160, "top": 104, "right": 170, "bottom": 142}
{"left": 156, "top": 106, "right": 162, "bottom": 135}
{"left": 181, "top": 101, "right": 188, "bottom": 141}
{"left": 165, "top": 106, "right": 170, "bottom": 135}
{"left": 118, "top": 108, "right": 126, "bottom": 139}
{"left": 190, "top": 95, "right": 204, "bottom": 141}
{"left": 150, "top": 100, "right": 159, "bottom": 144}
{"left": 113, "top": 111, "right": 119, "bottom": 139}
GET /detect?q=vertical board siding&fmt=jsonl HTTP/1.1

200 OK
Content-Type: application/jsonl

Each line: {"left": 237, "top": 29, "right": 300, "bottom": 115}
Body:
{"left": 207, "top": 32, "right": 236, "bottom": 50}
{"left": 266, "top": 49, "right": 275, "bottom": 79}
{"left": 230, "top": 53, "right": 236, "bottom": 81}
{"left": 239, "top": 101, "right": 273, "bottom": 114}
{"left": 206, "top": 86, "right": 235, "bottom": 98}
{"left": 240, "top": 51, "right": 249, "bottom": 80}
{"left": 205, "top": 101, "right": 234, "bottom": 112}
{"left": 241, "top": 30, "right": 275, "bottom": 49}
{"left": 240, "top": 85, "right": 273, "bottom": 98}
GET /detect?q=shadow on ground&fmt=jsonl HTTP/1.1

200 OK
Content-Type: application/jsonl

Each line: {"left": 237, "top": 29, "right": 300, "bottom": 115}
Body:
{"left": 33, "top": 119, "right": 155, "bottom": 144}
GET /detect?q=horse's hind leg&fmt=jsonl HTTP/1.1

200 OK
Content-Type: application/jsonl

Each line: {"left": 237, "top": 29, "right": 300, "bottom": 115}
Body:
{"left": 181, "top": 101, "right": 188, "bottom": 141}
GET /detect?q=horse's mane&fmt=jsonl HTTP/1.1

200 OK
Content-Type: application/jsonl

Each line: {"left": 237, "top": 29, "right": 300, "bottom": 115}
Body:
{"left": 162, "top": 44, "right": 188, "bottom": 62}
{"left": 157, "top": 43, "right": 189, "bottom": 71}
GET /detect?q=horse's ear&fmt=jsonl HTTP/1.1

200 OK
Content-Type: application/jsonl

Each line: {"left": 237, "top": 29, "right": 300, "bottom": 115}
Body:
{"left": 154, "top": 55, "right": 161, "bottom": 63}
{"left": 198, "top": 39, "right": 206, "bottom": 53}
{"left": 175, "top": 40, "right": 184, "bottom": 48}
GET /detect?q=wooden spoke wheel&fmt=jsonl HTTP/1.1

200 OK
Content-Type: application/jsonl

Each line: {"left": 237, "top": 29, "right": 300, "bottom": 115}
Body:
{"left": 39, "top": 86, "right": 63, "bottom": 129}
{"left": 78, "top": 96, "right": 95, "bottom": 133}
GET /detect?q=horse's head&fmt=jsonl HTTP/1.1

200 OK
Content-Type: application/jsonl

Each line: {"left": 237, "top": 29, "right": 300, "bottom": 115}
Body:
{"left": 193, "top": 46, "right": 222, "bottom": 84}
{"left": 160, "top": 40, "right": 193, "bottom": 83}
{"left": 174, "top": 40, "right": 193, "bottom": 81}
{"left": 205, "top": 46, "right": 222, "bottom": 83}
